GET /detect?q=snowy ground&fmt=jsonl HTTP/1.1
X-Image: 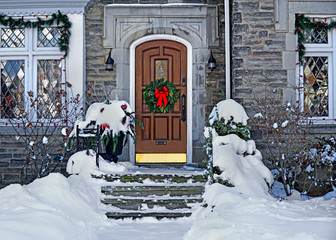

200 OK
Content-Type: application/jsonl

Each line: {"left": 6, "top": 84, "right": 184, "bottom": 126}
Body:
{"left": 0, "top": 166, "right": 335, "bottom": 240}
{"left": 0, "top": 99, "right": 335, "bottom": 239}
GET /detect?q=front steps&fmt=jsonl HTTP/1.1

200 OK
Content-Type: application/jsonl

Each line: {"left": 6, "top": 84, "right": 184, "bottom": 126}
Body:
{"left": 95, "top": 171, "right": 207, "bottom": 219}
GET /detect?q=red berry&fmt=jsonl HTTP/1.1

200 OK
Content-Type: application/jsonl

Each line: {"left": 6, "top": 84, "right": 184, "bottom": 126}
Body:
{"left": 121, "top": 104, "right": 127, "bottom": 110}
{"left": 100, "top": 108, "right": 104, "bottom": 113}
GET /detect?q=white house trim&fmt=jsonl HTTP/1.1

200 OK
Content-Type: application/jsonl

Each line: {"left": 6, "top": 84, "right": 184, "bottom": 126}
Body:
{"left": 129, "top": 34, "right": 193, "bottom": 164}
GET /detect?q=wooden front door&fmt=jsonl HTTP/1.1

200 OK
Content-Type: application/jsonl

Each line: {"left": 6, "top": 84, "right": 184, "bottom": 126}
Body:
{"left": 135, "top": 40, "right": 187, "bottom": 163}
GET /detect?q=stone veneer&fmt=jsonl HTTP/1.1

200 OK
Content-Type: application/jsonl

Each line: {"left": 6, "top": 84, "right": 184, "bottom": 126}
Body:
{"left": 231, "top": 0, "right": 336, "bottom": 155}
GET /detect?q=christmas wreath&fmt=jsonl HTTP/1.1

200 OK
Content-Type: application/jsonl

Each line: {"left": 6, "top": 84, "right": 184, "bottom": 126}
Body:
{"left": 143, "top": 78, "right": 179, "bottom": 113}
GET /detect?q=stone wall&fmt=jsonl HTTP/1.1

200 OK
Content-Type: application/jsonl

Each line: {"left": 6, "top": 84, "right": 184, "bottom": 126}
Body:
{"left": 231, "top": 0, "right": 336, "bottom": 158}
{"left": 231, "top": 0, "right": 287, "bottom": 110}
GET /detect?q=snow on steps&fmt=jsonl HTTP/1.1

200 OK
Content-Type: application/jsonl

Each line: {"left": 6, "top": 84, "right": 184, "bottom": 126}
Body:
{"left": 94, "top": 172, "right": 207, "bottom": 219}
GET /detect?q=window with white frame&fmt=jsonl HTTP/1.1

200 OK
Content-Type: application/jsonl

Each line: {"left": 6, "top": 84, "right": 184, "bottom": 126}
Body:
{"left": 0, "top": 24, "right": 65, "bottom": 120}
{"left": 300, "top": 17, "right": 336, "bottom": 124}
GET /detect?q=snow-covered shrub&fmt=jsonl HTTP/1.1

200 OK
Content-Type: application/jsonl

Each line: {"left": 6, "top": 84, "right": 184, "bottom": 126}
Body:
{"left": 69, "top": 100, "right": 143, "bottom": 156}
{"left": 296, "top": 137, "right": 336, "bottom": 196}
{"left": 204, "top": 99, "right": 273, "bottom": 193}
{"left": 250, "top": 91, "right": 311, "bottom": 196}
{"left": 4, "top": 90, "right": 82, "bottom": 184}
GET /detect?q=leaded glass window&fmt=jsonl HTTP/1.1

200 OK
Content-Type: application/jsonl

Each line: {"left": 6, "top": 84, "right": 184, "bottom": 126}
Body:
{"left": 0, "top": 60, "right": 25, "bottom": 118}
{"left": 37, "top": 59, "right": 63, "bottom": 118}
{"left": 155, "top": 60, "right": 168, "bottom": 81}
{"left": 1, "top": 28, "right": 25, "bottom": 48}
{"left": 37, "top": 27, "right": 61, "bottom": 48}
{"left": 303, "top": 56, "right": 328, "bottom": 116}
{"left": 304, "top": 28, "right": 328, "bottom": 44}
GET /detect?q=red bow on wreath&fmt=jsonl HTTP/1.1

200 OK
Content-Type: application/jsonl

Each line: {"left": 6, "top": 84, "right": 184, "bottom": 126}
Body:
{"left": 155, "top": 87, "right": 169, "bottom": 107}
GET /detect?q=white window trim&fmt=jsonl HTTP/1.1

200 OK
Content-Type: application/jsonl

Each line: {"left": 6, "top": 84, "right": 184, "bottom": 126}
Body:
{"left": 298, "top": 17, "right": 336, "bottom": 125}
{"left": 0, "top": 25, "right": 65, "bottom": 123}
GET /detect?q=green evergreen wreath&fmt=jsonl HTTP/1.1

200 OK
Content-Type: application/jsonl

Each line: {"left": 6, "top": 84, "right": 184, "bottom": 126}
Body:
{"left": 143, "top": 78, "right": 179, "bottom": 113}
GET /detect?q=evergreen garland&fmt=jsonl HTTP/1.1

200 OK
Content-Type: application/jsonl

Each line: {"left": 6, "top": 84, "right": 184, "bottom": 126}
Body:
{"left": 295, "top": 14, "right": 336, "bottom": 64}
{"left": 0, "top": 10, "right": 71, "bottom": 56}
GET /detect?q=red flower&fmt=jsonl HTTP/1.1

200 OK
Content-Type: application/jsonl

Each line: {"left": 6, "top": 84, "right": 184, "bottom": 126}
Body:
{"left": 121, "top": 104, "right": 127, "bottom": 110}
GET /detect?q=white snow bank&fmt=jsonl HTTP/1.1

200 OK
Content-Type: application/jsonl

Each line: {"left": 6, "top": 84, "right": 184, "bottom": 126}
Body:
{"left": 66, "top": 150, "right": 127, "bottom": 177}
{"left": 214, "top": 99, "right": 249, "bottom": 125}
{"left": 184, "top": 183, "right": 336, "bottom": 240}
{"left": 212, "top": 133, "right": 273, "bottom": 195}
{"left": 70, "top": 100, "right": 133, "bottom": 138}
{"left": 0, "top": 173, "right": 104, "bottom": 240}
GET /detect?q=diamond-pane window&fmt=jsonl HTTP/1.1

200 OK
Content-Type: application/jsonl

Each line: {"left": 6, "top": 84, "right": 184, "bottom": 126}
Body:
{"left": 303, "top": 56, "right": 328, "bottom": 116}
{"left": 1, "top": 60, "right": 25, "bottom": 118}
{"left": 37, "top": 27, "right": 61, "bottom": 47}
{"left": 37, "top": 60, "right": 62, "bottom": 118}
{"left": 304, "top": 28, "right": 328, "bottom": 44}
{"left": 1, "top": 28, "right": 25, "bottom": 48}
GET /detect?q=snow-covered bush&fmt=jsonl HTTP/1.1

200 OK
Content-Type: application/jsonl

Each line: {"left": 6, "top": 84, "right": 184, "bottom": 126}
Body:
{"left": 4, "top": 90, "right": 82, "bottom": 184}
{"left": 204, "top": 99, "right": 273, "bottom": 194}
{"left": 250, "top": 92, "right": 312, "bottom": 196}
{"left": 296, "top": 137, "right": 336, "bottom": 196}
{"left": 69, "top": 100, "right": 142, "bottom": 158}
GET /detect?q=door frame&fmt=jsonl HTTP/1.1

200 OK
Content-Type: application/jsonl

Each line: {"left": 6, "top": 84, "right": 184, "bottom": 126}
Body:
{"left": 129, "top": 34, "right": 193, "bottom": 164}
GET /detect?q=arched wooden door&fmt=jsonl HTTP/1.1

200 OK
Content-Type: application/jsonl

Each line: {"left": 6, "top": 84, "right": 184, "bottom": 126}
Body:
{"left": 135, "top": 40, "right": 187, "bottom": 163}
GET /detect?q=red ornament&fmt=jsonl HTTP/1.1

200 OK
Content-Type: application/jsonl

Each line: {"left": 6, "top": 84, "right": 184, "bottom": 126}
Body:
{"left": 100, "top": 124, "right": 110, "bottom": 130}
{"left": 121, "top": 104, "right": 127, "bottom": 110}
{"left": 155, "top": 87, "right": 169, "bottom": 107}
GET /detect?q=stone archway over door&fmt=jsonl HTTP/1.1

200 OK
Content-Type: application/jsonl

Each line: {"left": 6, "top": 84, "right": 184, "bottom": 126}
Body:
{"left": 135, "top": 40, "right": 187, "bottom": 163}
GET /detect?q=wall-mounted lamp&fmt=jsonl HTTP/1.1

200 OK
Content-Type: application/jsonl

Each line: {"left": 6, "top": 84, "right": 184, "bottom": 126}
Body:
{"left": 105, "top": 49, "right": 114, "bottom": 71}
{"left": 208, "top": 50, "right": 216, "bottom": 71}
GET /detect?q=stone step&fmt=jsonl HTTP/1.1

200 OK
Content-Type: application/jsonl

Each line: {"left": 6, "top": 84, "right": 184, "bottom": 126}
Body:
{"left": 94, "top": 173, "right": 207, "bottom": 184}
{"left": 99, "top": 171, "right": 206, "bottom": 219}
{"left": 101, "top": 197, "right": 202, "bottom": 210}
{"left": 105, "top": 211, "right": 192, "bottom": 220}
{"left": 101, "top": 185, "right": 205, "bottom": 197}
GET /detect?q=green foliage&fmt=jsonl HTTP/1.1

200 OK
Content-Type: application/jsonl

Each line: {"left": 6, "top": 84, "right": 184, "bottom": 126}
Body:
{"left": 0, "top": 11, "right": 71, "bottom": 56}
{"left": 143, "top": 78, "right": 179, "bottom": 113}
{"left": 212, "top": 117, "right": 251, "bottom": 141}
{"left": 295, "top": 14, "right": 336, "bottom": 64}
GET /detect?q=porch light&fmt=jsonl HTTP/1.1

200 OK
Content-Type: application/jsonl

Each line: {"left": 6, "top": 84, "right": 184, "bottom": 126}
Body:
{"left": 105, "top": 49, "right": 114, "bottom": 71}
{"left": 208, "top": 50, "right": 216, "bottom": 71}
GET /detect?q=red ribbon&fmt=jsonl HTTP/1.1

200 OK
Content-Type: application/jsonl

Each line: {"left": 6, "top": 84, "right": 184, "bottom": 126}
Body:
{"left": 155, "top": 87, "right": 169, "bottom": 107}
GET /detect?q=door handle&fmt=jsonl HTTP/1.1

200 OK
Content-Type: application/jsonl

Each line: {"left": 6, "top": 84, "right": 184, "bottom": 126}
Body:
{"left": 181, "top": 94, "right": 186, "bottom": 122}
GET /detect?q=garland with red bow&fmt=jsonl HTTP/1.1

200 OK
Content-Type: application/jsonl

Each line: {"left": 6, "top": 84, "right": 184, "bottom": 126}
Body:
{"left": 295, "top": 14, "right": 336, "bottom": 65}
{"left": 143, "top": 78, "right": 179, "bottom": 113}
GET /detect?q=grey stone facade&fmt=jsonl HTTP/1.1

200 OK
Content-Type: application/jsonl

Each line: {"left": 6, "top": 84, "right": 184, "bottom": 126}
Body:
{"left": 231, "top": 0, "right": 336, "bottom": 155}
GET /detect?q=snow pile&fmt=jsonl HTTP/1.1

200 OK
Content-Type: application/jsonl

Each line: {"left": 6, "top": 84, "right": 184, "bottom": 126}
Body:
{"left": 66, "top": 150, "right": 127, "bottom": 177}
{"left": 70, "top": 100, "right": 133, "bottom": 138}
{"left": 206, "top": 99, "right": 273, "bottom": 195}
{"left": 184, "top": 183, "right": 336, "bottom": 240}
{"left": 209, "top": 99, "right": 249, "bottom": 125}
{"left": 0, "top": 173, "right": 104, "bottom": 240}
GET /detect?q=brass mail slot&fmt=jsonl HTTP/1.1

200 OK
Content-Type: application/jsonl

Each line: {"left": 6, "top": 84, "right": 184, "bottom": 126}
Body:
{"left": 155, "top": 141, "right": 167, "bottom": 145}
